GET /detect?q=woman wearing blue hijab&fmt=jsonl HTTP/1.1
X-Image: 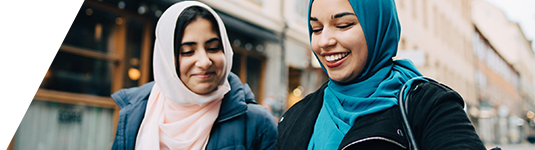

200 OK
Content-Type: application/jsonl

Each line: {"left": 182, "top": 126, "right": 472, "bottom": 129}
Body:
{"left": 274, "top": 0, "right": 486, "bottom": 149}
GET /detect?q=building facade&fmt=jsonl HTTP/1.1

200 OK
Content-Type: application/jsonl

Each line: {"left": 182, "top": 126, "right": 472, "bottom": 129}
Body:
{"left": 471, "top": 0, "right": 535, "bottom": 144}
{"left": 395, "top": 0, "right": 478, "bottom": 108}
{"left": 395, "top": 0, "right": 535, "bottom": 145}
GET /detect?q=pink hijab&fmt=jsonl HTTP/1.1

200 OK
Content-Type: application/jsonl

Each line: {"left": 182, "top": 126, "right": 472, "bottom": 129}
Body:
{"left": 135, "top": 1, "right": 234, "bottom": 149}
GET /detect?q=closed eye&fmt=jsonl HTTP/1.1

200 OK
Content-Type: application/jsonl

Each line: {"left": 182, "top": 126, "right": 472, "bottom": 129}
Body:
{"left": 311, "top": 28, "right": 323, "bottom": 33}
{"left": 180, "top": 50, "right": 194, "bottom": 55}
{"left": 205, "top": 38, "right": 222, "bottom": 53}
{"left": 337, "top": 22, "right": 355, "bottom": 29}
{"left": 207, "top": 47, "right": 222, "bottom": 52}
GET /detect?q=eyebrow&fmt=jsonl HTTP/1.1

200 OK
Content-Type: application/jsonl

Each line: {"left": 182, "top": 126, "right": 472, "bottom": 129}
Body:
{"left": 205, "top": 37, "right": 221, "bottom": 44}
{"left": 309, "top": 12, "right": 356, "bottom": 21}
{"left": 180, "top": 37, "right": 220, "bottom": 47}
{"left": 333, "top": 12, "right": 356, "bottom": 19}
{"left": 180, "top": 41, "right": 196, "bottom": 47}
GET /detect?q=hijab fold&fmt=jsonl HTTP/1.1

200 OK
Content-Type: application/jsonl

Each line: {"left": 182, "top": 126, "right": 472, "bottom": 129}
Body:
{"left": 307, "top": 0, "right": 423, "bottom": 149}
{"left": 135, "top": 1, "right": 234, "bottom": 149}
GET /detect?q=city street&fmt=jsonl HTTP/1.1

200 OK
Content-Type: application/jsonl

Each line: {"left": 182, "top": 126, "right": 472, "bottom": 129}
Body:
{"left": 488, "top": 144, "right": 535, "bottom": 150}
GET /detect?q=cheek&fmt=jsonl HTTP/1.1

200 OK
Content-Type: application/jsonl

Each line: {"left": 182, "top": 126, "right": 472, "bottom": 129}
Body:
{"left": 340, "top": 31, "right": 367, "bottom": 58}
{"left": 310, "top": 36, "right": 322, "bottom": 58}
{"left": 178, "top": 58, "right": 193, "bottom": 77}
{"left": 311, "top": 36, "right": 319, "bottom": 50}
{"left": 211, "top": 53, "right": 226, "bottom": 70}
{"left": 354, "top": 36, "right": 368, "bottom": 63}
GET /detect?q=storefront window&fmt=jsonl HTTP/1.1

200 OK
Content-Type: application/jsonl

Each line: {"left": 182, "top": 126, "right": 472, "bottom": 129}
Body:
{"left": 246, "top": 56, "right": 263, "bottom": 102}
{"left": 230, "top": 42, "right": 266, "bottom": 103}
{"left": 124, "top": 19, "right": 144, "bottom": 88}
{"left": 41, "top": 51, "right": 112, "bottom": 96}
{"left": 63, "top": 5, "right": 118, "bottom": 53}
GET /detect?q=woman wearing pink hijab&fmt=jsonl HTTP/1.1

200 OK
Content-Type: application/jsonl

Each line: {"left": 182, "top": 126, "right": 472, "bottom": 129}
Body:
{"left": 111, "top": 1, "right": 277, "bottom": 150}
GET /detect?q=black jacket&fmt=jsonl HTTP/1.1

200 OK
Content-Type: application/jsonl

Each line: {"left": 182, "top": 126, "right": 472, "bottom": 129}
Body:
{"left": 275, "top": 80, "right": 486, "bottom": 150}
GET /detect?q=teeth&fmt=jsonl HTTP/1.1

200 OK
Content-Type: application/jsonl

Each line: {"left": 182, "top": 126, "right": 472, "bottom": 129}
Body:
{"left": 325, "top": 53, "right": 349, "bottom": 62}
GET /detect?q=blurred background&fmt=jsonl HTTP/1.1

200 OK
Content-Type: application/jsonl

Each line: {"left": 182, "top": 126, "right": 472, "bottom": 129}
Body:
{"left": 8, "top": 0, "right": 535, "bottom": 149}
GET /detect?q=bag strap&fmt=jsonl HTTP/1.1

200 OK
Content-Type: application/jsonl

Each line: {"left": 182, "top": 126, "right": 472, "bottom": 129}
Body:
{"left": 399, "top": 76, "right": 437, "bottom": 150}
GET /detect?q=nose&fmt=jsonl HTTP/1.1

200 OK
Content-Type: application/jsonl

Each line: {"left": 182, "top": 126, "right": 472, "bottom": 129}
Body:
{"left": 317, "top": 30, "right": 336, "bottom": 49}
{"left": 195, "top": 49, "right": 212, "bottom": 69}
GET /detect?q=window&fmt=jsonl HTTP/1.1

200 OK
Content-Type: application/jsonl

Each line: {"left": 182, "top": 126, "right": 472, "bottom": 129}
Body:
{"left": 231, "top": 44, "right": 266, "bottom": 103}
{"left": 123, "top": 19, "right": 145, "bottom": 88}
{"left": 287, "top": 67, "right": 303, "bottom": 109}
{"left": 41, "top": 5, "right": 120, "bottom": 97}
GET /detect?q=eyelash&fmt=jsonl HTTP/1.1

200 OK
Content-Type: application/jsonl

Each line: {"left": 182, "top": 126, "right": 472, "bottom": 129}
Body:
{"left": 337, "top": 22, "right": 355, "bottom": 29}
{"left": 180, "top": 47, "right": 221, "bottom": 55}
{"left": 180, "top": 51, "right": 194, "bottom": 55}
{"left": 207, "top": 47, "right": 222, "bottom": 52}
{"left": 311, "top": 28, "right": 322, "bottom": 33}
{"left": 311, "top": 22, "right": 355, "bottom": 33}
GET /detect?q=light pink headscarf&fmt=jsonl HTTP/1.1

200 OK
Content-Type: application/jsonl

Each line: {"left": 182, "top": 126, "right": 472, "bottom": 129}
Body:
{"left": 135, "top": 1, "right": 234, "bottom": 149}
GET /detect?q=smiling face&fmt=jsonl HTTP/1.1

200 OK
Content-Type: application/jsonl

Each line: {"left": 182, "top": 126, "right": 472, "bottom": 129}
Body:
{"left": 310, "top": 0, "right": 368, "bottom": 83}
{"left": 177, "top": 18, "right": 225, "bottom": 95}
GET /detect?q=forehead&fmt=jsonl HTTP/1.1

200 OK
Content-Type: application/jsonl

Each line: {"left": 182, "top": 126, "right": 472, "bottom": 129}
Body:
{"left": 182, "top": 18, "right": 219, "bottom": 38}
{"left": 310, "top": 0, "right": 354, "bottom": 18}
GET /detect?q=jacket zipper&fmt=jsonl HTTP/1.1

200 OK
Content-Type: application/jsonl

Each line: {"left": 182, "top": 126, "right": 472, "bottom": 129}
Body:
{"left": 340, "top": 136, "right": 407, "bottom": 150}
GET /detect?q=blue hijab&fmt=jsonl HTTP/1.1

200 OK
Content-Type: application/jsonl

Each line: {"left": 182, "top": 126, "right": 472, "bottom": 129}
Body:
{"left": 307, "top": 0, "right": 423, "bottom": 149}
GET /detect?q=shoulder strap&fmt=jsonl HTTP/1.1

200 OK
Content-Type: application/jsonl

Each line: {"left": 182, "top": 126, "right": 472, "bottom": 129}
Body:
{"left": 399, "top": 76, "right": 437, "bottom": 150}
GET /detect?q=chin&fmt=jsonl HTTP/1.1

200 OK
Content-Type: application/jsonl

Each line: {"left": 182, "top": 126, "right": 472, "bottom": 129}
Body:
{"left": 191, "top": 84, "right": 218, "bottom": 95}
{"left": 329, "top": 76, "right": 345, "bottom": 83}
{"left": 328, "top": 74, "right": 353, "bottom": 83}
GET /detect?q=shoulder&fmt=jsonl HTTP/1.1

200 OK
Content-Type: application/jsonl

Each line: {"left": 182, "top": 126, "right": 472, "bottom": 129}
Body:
{"left": 111, "top": 82, "right": 155, "bottom": 108}
{"left": 409, "top": 80, "right": 464, "bottom": 108}
{"left": 405, "top": 79, "right": 466, "bottom": 124}
{"left": 405, "top": 79, "right": 486, "bottom": 149}
{"left": 245, "top": 103, "right": 278, "bottom": 142}
{"left": 246, "top": 104, "right": 277, "bottom": 125}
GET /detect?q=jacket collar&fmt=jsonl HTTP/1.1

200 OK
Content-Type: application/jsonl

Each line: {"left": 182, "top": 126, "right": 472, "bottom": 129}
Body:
{"left": 215, "top": 72, "right": 249, "bottom": 123}
{"left": 111, "top": 82, "right": 155, "bottom": 109}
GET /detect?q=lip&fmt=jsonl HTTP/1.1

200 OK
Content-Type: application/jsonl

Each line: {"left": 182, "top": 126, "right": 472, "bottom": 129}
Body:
{"left": 322, "top": 52, "right": 349, "bottom": 55}
{"left": 322, "top": 52, "right": 349, "bottom": 68}
{"left": 192, "top": 72, "right": 216, "bottom": 80}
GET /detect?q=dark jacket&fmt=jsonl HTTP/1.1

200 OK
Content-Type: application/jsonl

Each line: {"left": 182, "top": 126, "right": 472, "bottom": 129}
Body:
{"left": 275, "top": 80, "right": 486, "bottom": 150}
{"left": 111, "top": 73, "right": 278, "bottom": 150}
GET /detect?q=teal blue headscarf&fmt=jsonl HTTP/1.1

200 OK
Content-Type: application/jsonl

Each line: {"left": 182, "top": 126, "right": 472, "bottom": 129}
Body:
{"left": 307, "top": 0, "right": 423, "bottom": 149}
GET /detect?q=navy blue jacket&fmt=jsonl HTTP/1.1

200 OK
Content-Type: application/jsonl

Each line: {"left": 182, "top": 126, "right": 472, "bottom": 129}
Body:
{"left": 111, "top": 73, "right": 278, "bottom": 150}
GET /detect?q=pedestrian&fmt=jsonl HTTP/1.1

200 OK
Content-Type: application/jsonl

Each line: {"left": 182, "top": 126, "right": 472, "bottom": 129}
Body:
{"left": 110, "top": 1, "right": 277, "bottom": 149}
{"left": 275, "top": 0, "right": 486, "bottom": 149}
